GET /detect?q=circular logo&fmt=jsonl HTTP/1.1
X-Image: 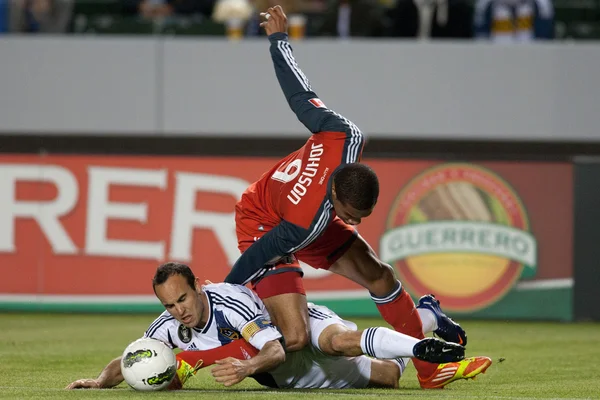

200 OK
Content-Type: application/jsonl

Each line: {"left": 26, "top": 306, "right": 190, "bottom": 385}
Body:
{"left": 381, "top": 163, "right": 537, "bottom": 312}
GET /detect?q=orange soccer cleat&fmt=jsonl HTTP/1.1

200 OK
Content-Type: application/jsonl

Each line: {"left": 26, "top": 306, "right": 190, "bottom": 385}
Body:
{"left": 419, "top": 356, "right": 492, "bottom": 389}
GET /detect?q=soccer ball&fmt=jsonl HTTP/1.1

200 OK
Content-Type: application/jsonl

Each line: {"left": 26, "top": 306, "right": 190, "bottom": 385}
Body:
{"left": 120, "top": 338, "right": 177, "bottom": 391}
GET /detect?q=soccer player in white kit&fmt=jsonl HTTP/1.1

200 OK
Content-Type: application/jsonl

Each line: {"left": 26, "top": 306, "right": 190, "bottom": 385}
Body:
{"left": 66, "top": 263, "right": 481, "bottom": 391}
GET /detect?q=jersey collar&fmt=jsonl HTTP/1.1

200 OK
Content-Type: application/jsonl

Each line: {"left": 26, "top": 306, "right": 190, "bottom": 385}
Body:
{"left": 195, "top": 290, "right": 214, "bottom": 334}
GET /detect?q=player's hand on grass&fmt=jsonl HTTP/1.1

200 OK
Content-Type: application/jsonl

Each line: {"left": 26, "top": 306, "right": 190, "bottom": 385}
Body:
{"left": 211, "top": 357, "right": 253, "bottom": 387}
{"left": 260, "top": 5, "right": 287, "bottom": 36}
{"left": 65, "top": 378, "right": 101, "bottom": 389}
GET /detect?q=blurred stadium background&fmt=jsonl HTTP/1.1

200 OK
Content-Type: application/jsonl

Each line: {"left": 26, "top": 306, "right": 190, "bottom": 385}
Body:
{"left": 1, "top": 0, "right": 600, "bottom": 39}
{"left": 1, "top": 0, "right": 599, "bottom": 398}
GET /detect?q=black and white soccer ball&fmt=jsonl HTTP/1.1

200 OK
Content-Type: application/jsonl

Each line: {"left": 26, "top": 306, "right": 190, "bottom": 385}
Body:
{"left": 120, "top": 338, "right": 177, "bottom": 391}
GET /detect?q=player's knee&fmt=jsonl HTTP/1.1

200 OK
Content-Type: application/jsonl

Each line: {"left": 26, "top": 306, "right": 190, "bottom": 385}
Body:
{"left": 283, "top": 329, "right": 309, "bottom": 352}
{"left": 354, "top": 239, "right": 395, "bottom": 283}
{"left": 366, "top": 261, "right": 397, "bottom": 294}
{"left": 376, "top": 262, "right": 396, "bottom": 285}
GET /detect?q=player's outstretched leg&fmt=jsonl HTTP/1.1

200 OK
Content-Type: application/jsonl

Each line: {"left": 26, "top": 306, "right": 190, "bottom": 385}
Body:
{"left": 328, "top": 236, "right": 494, "bottom": 388}
{"left": 328, "top": 237, "right": 439, "bottom": 380}
{"left": 318, "top": 322, "right": 464, "bottom": 364}
{"left": 355, "top": 315, "right": 491, "bottom": 389}
{"left": 417, "top": 294, "right": 467, "bottom": 346}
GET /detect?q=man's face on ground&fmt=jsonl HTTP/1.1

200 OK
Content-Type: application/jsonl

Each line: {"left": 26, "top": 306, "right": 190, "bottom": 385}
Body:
{"left": 154, "top": 274, "right": 202, "bottom": 328}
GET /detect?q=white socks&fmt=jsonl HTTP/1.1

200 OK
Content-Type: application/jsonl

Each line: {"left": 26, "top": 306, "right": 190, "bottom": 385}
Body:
{"left": 417, "top": 308, "right": 438, "bottom": 334}
{"left": 359, "top": 309, "right": 438, "bottom": 371}
{"left": 359, "top": 308, "right": 439, "bottom": 377}
{"left": 360, "top": 327, "right": 420, "bottom": 359}
{"left": 392, "top": 357, "right": 409, "bottom": 376}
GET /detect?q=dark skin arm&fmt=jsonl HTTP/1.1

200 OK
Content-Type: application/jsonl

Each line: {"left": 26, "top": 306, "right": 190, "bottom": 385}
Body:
{"left": 260, "top": 5, "right": 288, "bottom": 35}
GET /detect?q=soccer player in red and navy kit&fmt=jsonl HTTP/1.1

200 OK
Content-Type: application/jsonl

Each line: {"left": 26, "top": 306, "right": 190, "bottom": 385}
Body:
{"left": 225, "top": 6, "right": 492, "bottom": 389}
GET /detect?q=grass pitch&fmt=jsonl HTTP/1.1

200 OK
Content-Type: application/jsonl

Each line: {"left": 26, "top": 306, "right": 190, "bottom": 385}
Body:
{"left": 0, "top": 313, "right": 599, "bottom": 399}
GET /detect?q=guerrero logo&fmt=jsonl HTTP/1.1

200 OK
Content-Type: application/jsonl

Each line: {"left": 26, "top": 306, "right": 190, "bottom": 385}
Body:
{"left": 380, "top": 163, "right": 538, "bottom": 312}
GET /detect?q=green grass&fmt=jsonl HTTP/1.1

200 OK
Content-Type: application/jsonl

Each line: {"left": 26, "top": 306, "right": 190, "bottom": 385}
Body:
{"left": 0, "top": 314, "right": 599, "bottom": 399}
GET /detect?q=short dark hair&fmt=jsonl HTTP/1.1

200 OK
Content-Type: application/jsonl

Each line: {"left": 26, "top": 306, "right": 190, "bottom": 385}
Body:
{"left": 333, "top": 163, "right": 379, "bottom": 211}
{"left": 152, "top": 262, "right": 196, "bottom": 292}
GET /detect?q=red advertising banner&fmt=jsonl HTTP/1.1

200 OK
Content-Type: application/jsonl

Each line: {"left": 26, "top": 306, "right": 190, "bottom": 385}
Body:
{"left": 0, "top": 155, "right": 572, "bottom": 316}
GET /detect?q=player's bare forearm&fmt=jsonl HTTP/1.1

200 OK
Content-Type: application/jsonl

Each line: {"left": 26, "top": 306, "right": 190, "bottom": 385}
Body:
{"left": 96, "top": 357, "right": 124, "bottom": 388}
{"left": 66, "top": 356, "right": 123, "bottom": 389}
{"left": 245, "top": 339, "right": 286, "bottom": 376}
{"left": 211, "top": 340, "right": 285, "bottom": 386}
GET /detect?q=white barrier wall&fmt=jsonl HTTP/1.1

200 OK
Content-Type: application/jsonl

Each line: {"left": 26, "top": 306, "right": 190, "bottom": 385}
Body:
{"left": 1, "top": 37, "right": 159, "bottom": 134}
{"left": 1, "top": 36, "right": 599, "bottom": 140}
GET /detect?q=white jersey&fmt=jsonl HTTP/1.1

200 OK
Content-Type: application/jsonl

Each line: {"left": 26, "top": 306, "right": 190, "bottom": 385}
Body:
{"left": 269, "top": 303, "right": 372, "bottom": 389}
{"left": 143, "top": 283, "right": 281, "bottom": 352}
{"left": 143, "top": 283, "right": 372, "bottom": 389}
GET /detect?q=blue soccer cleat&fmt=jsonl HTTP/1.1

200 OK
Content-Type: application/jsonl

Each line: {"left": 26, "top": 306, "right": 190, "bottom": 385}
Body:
{"left": 417, "top": 294, "right": 467, "bottom": 346}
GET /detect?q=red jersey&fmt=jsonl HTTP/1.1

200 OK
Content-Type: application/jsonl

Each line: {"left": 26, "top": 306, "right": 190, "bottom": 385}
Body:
{"left": 225, "top": 32, "right": 364, "bottom": 285}
{"left": 239, "top": 130, "right": 361, "bottom": 229}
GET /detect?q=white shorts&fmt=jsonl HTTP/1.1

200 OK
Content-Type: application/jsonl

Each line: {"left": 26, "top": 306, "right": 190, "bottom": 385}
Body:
{"left": 268, "top": 303, "right": 372, "bottom": 389}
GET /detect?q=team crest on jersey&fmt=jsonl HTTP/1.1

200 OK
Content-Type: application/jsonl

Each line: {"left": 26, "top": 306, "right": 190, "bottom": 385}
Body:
{"left": 219, "top": 327, "right": 240, "bottom": 340}
{"left": 308, "top": 98, "right": 326, "bottom": 108}
{"left": 178, "top": 325, "right": 192, "bottom": 343}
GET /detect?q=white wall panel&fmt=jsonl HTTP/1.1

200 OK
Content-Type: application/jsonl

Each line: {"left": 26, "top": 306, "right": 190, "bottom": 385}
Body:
{"left": 1, "top": 37, "right": 599, "bottom": 140}
{"left": 0, "top": 37, "right": 158, "bottom": 134}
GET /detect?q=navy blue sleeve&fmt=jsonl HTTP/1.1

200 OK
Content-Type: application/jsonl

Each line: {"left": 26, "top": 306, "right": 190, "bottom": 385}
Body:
{"left": 224, "top": 220, "right": 311, "bottom": 285}
{"left": 268, "top": 32, "right": 358, "bottom": 136}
